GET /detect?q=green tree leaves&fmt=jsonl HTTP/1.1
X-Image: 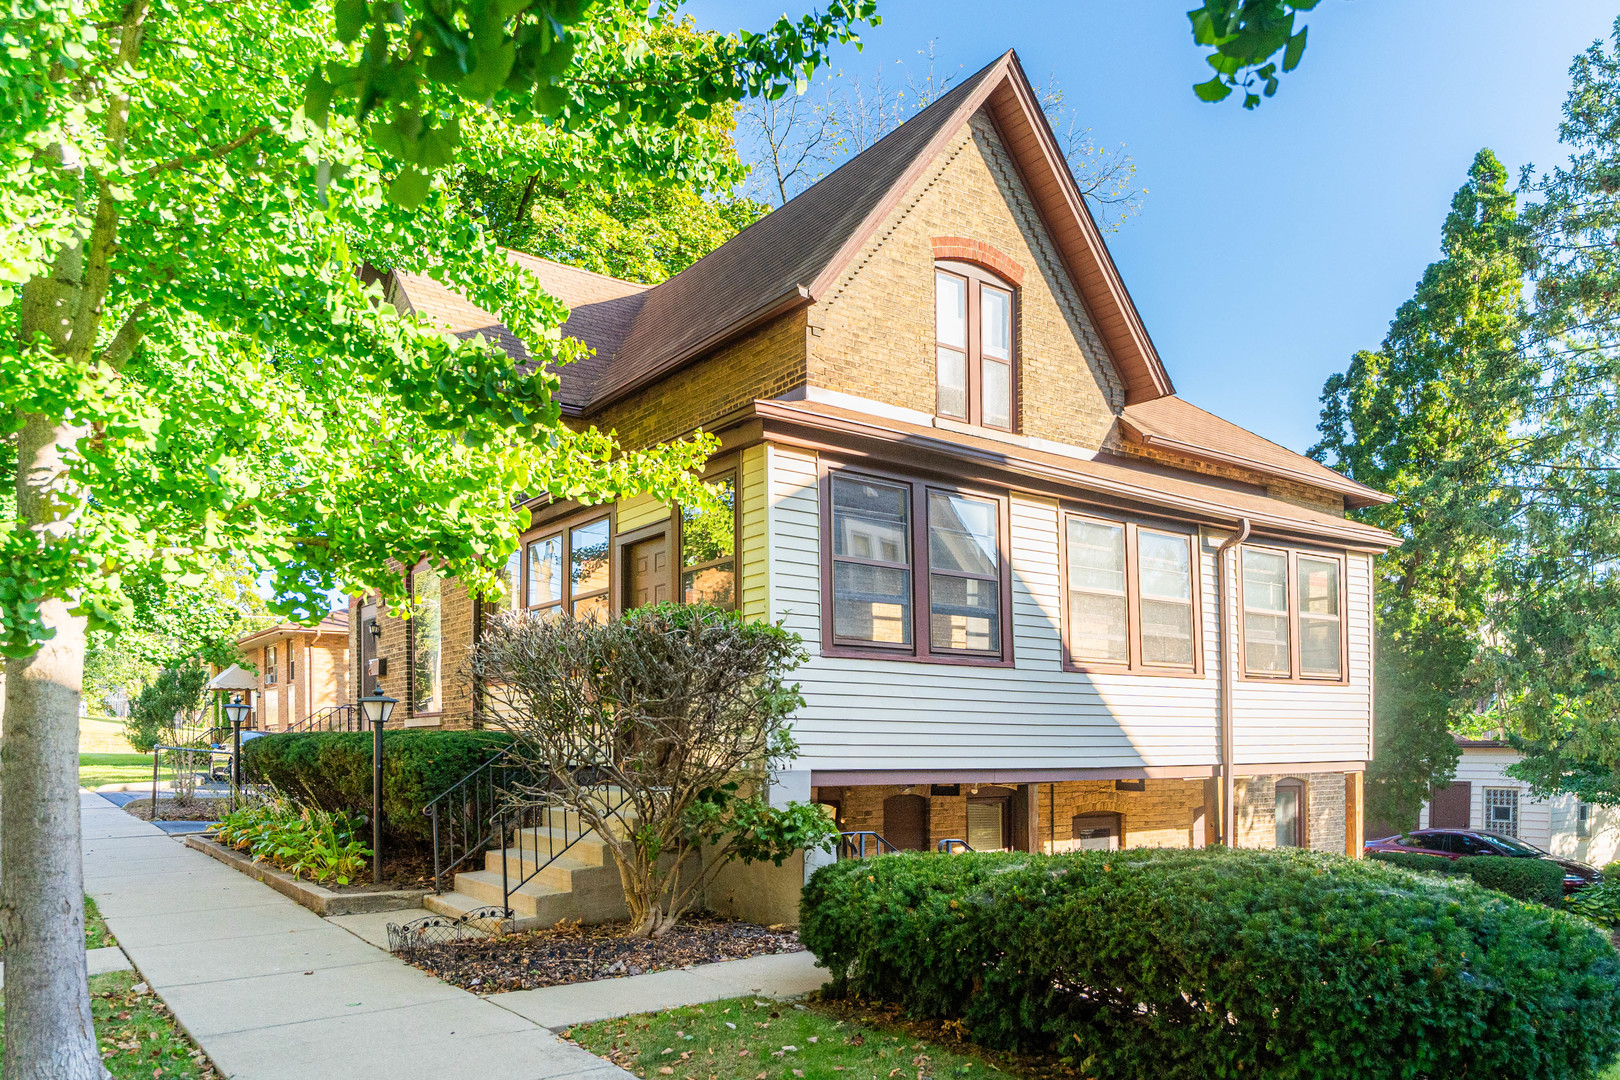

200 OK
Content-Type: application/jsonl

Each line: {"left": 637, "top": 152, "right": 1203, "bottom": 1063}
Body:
{"left": 1312, "top": 149, "right": 1531, "bottom": 830}
{"left": 1188, "top": 0, "right": 1315, "bottom": 109}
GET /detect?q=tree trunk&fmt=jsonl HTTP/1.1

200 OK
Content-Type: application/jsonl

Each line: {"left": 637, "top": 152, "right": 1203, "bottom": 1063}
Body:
{"left": 1, "top": 413, "right": 106, "bottom": 1080}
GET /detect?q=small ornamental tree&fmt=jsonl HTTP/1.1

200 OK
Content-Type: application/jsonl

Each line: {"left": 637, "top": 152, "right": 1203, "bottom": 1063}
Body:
{"left": 471, "top": 603, "right": 836, "bottom": 938}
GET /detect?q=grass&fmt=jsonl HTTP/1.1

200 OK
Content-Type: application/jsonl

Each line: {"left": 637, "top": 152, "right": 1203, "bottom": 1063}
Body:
{"left": 0, "top": 970, "right": 218, "bottom": 1078}
{"left": 84, "top": 895, "right": 116, "bottom": 951}
{"left": 567, "top": 996, "right": 1054, "bottom": 1080}
{"left": 79, "top": 752, "right": 155, "bottom": 790}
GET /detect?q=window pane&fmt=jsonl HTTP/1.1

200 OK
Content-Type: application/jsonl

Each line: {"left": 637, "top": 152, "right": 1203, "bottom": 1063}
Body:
{"left": 1275, "top": 786, "right": 1299, "bottom": 847}
{"left": 1298, "top": 557, "right": 1339, "bottom": 615}
{"left": 832, "top": 478, "right": 909, "bottom": 564}
{"left": 928, "top": 493, "right": 997, "bottom": 576}
{"left": 966, "top": 801, "right": 1004, "bottom": 851}
{"left": 982, "top": 358, "right": 1010, "bottom": 428}
{"left": 413, "top": 570, "right": 441, "bottom": 713}
{"left": 527, "top": 535, "right": 562, "bottom": 607}
{"left": 502, "top": 548, "right": 522, "bottom": 611}
{"left": 1141, "top": 599, "right": 1194, "bottom": 666}
{"left": 937, "top": 347, "right": 967, "bottom": 419}
{"left": 1139, "top": 531, "right": 1191, "bottom": 601}
{"left": 681, "top": 474, "right": 736, "bottom": 608}
{"left": 935, "top": 271, "right": 966, "bottom": 348}
{"left": 1242, "top": 549, "right": 1288, "bottom": 613}
{"left": 930, "top": 575, "right": 999, "bottom": 652}
{"left": 1069, "top": 592, "right": 1128, "bottom": 662}
{"left": 1067, "top": 519, "right": 1125, "bottom": 593}
{"left": 570, "top": 519, "right": 611, "bottom": 596}
{"left": 1301, "top": 618, "right": 1340, "bottom": 676}
{"left": 981, "top": 285, "right": 1011, "bottom": 361}
{"left": 1244, "top": 612, "right": 1289, "bottom": 674}
{"left": 832, "top": 563, "right": 912, "bottom": 644}
{"left": 573, "top": 594, "right": 609, "bottom": 624}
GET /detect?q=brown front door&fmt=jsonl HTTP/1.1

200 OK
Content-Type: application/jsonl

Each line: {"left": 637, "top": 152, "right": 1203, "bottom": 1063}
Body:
{"left": 627, "top": 536, "right": 670, "bottom": 610}
{"left": 882, "top": 793, "right": 929, "bottom": 851}
{"left": 1429, "top": 781, "right": 1472, "bottom": 829}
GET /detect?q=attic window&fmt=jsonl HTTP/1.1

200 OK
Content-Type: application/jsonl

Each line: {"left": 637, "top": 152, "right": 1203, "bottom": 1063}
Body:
{"left": 934, "top": 261, "right": 1017, "bottom": 432}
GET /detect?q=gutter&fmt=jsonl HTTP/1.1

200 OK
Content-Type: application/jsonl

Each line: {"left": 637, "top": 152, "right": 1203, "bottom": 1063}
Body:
{"left": 1215, "top": 517, "right": 1251, "bottom": 847}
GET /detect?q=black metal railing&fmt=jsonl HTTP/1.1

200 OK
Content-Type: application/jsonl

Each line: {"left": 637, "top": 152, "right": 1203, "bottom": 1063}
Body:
{"left": 937, "top": 838, "right": 974, "bottom": 853}
{"left": 837, "top": 830, "right": 900, "bottom": 859}
{"left": 492, "top": 784, "right": 633, "bottom": 916}
{"left": 283, "top": 703, "right": 364, "bottom": 733}
{"left": 422, "top": 747, "right": 531, "bottom": 894}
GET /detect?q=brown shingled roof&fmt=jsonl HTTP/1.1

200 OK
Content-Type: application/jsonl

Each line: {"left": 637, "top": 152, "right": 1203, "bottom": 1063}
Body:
{"left": 1118, "top": 396, "right": 1393, "bottom": 509}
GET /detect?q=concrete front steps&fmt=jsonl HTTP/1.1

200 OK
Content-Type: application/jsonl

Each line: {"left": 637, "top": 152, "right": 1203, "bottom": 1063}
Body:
{"left": 423, "top": 803, "right": 635, "bottom": 929}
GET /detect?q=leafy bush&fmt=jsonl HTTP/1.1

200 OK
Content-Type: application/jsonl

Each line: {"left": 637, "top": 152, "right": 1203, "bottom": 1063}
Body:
{"left": 241, "top": 730, "right": 509, "bottom": 848}
{"left": 125, "top": 662, "right": 210, "bottom": 753}
{"left": 801, "top": 848, "right": 1620, "bottom": 1080}
{"left": 1367, "top": 849, "right": 1566, "bottom": 902}
{"left": 1570, "top": 879, "right": 1620, "bottom": 925}
{"left": 214, "top": 795, "right": 371, "bottom": 886}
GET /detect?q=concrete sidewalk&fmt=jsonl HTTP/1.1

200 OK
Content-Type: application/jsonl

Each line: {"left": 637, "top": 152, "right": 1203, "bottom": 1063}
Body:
{"left": 81, "top": 792, "right": 628, "bottom": 1080}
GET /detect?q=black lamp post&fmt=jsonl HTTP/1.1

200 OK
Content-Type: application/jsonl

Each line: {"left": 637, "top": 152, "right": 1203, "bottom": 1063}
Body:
{"left": 359, "top": 688, "right": 397, "bottom": 885}
{"left": 222, "top": 696, "right": 252, "bottom": 803}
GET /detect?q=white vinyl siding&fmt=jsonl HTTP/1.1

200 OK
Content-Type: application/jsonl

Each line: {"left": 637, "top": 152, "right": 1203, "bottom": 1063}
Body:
{"left": 765, "top": 445, "right": 1373, "bottom": 773}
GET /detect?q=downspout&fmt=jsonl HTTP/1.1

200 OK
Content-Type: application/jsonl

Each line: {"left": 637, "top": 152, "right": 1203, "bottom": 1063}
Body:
{"left": 1216, "top": 518, "right": 1251, "bottom": 847}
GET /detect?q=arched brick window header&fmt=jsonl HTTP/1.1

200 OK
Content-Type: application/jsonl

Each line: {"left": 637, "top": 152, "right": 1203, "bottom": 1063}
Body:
{"left": 931, "top": 236, "right": 1024, "bottom": 286}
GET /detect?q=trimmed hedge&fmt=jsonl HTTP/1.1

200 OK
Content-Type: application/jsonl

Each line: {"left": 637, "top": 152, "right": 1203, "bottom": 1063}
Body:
{"left": 1366, "top": 849, "right": 1566, "bottom": 903}
{"left": 800, "top": 848, "right": 1620, "bottom": 1080}
{"left": 242, "top": 730, "right": 510, "bottom": 848}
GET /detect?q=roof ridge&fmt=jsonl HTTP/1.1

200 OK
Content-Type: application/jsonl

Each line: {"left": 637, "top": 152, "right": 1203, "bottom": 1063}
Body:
{"left": 502, "top": 248, "right": 650, "bottom": 292}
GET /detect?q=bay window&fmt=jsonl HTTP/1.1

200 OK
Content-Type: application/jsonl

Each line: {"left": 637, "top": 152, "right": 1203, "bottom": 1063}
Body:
{"left": 1063, "top": 514, "right": 1199, "bottom": 674}
{"left": 1240, "top": 545, "right": 1346, "bottom": 681}
{"left": 524, "top": 514, "right": 612, "bottom": 621}
{"left": 935, "top": 262, "right": 1017, "bottom": 431}
{"left": 825, "top": 470, "right": 1010, "bottom": 663}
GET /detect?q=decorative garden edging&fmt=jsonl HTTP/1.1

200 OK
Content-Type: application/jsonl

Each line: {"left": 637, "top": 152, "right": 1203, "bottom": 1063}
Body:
{"left": 184, "top": 834, "right": 429, "bottom": 916}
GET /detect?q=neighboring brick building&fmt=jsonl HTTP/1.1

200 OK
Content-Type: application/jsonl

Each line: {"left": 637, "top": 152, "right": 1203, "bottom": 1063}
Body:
{"left": 355, "top": 50, "right": 1395, "bottom": 922}
{"left": 235, "top": 610, "right": 351, "bottom": 731}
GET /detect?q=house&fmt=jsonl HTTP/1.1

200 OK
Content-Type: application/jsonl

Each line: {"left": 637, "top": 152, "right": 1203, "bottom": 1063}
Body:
{"left": 1421, "top": 739, "right": 1620, "bottom": 868}
{"left": 234, "top": 609, "right": 351, "bottom": 731}
{"left": 350, "top": 50, "right": 1397, "bottom": 920}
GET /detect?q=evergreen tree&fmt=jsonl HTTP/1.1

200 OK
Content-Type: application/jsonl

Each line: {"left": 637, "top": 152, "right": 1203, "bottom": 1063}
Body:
{"left": 1313, "top": 149, "right": 1532, "bottom": 832}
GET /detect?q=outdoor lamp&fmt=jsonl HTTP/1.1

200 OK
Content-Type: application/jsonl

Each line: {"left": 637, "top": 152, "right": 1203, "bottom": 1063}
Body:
{"left": 359, "top": 689, "right": 397, "bottom": 884}
{"left": 221, "top": 697, "right": 251, "bottom": 729}
{"left": 359, "top": 689, "right": 397, "bottom": 727}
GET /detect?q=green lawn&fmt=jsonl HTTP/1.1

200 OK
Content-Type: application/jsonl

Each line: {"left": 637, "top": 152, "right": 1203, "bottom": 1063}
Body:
{"left": 0, "top": 970, "right": 216, "bottom": 1078}
{"left": 79, "top": 752, "right": 154, "bottom": 790}
{"left": 568, "top": 996, "right": 1033, "bottom": 1080}
{"left": 84, "top": 895, "right": 115, "bottom": 951}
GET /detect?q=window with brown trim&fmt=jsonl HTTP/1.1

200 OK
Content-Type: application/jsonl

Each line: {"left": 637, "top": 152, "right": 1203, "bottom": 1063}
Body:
{"left": 1239, "top": 545, "right": 1346, "bottom": 681}
{"left": 524, "top": 513, "right": 612, "bottom": 621}
{"left": 934, "top": 261, "right": 1017, "bottom": 431}
{"left": 1062, "top": 513, "right": 1200, "bottom": 674}
{"left": 824, "top": 468, "right": 1013, "bottom": 664}
{"left": 678, "top": 472, "right": 738, "bottom": 609}
{"left": 1274, "top": 778, "right": 1307, "bottom": 848}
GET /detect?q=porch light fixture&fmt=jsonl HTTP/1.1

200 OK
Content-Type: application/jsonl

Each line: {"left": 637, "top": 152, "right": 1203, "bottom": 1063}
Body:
{"left": 359, "top": 689, "right": 398, "bottom": 885}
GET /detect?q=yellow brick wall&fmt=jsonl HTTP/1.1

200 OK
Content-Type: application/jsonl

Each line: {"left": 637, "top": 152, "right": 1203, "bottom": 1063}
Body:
{"left": 808, "top": 111, "right": 1122, "bottom": 450}
{"left": 1234, "top": 772, "right": 1348, "bottom": 853}
{"left": 1110, "top": 440, "right": 1348, "bottom": 516}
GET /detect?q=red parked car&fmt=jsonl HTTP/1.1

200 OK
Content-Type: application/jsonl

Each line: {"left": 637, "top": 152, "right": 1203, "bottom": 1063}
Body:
{"left": 1364, "top": 828, "right": 1602, "bottom": 893}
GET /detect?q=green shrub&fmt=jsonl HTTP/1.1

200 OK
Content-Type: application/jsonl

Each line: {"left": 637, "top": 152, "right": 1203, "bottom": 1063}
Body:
{"left": 1367, "top": 849, "right": 1566, "bottom": 902}
{"left": 1570, "top": 879, "right": 1620, "bottom": 925}
{"left": 242, "top": 730, "right": 509, "bottom": 848}
{"left": 214, "top": 794, "right": 370, "bottom": 886}
{"left": 801, "top": 848, "right": 1620, "bottom": 1080}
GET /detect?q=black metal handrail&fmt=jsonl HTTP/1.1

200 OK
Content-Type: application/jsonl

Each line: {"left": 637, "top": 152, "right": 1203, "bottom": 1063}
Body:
{"left": 937, "top": 838, "right": 974, "bottom": 853}
{"left": 494, "top": 784, "right": 633, "bottom": 916}
{"left": 422, "top": 746, "right": 530, "bottom": 893}
{"left": 283, "top": 703, "right": 364, "bottom": 734}
{"left": 838, "top": 830, "right": 900, "bottom": 859}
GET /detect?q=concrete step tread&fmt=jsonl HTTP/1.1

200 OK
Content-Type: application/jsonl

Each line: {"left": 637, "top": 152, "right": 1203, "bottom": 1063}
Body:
{"left": 455, "top": 869, "right": 567, "bottom": 898}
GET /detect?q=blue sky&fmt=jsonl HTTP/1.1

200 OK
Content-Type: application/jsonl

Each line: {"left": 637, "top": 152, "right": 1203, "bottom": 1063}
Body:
{"left": 685, "top": 0, "right": 1619, "bottom": 456}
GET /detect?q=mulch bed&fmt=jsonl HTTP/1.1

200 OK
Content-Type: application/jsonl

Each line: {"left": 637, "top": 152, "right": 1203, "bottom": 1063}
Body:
{"left": 403, "top": 912, "right": 805, "bottom": 993}
{"left": 120, "top": 798, "right": 227, "bottom": 822}
{"left": 321, "top": 849, "right": 437, "bottom": 894}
